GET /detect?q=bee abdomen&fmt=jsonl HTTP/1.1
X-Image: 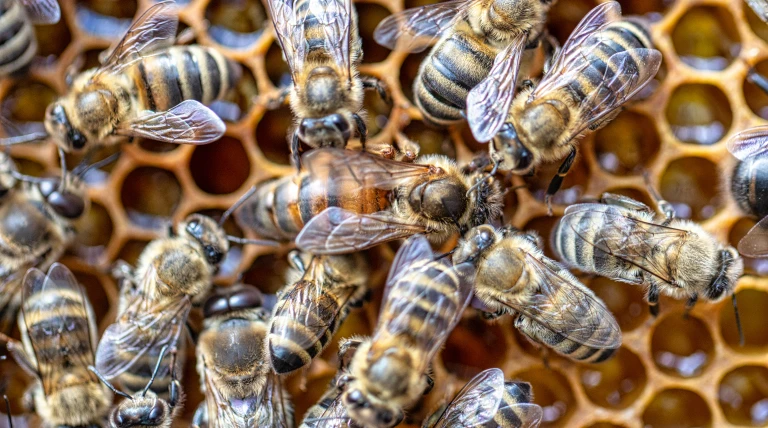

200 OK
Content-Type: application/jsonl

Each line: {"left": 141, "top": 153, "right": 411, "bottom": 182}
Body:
{"left": 133, "top": 46, "right": 240, "bottom": 112}
{"left": 235, "top": 176, "right": 303, "bottom": 241}
{"left": 732, "top": 156, "right": 768, "bottom": 218}
{"left": 25, "top": 290, "right": 92, "bottom": 359}
{"left": 516, "top": 315, "right": 618, "bottom": 363}
{"left": 0, "top": 0, "right": 36, "bottom": 76}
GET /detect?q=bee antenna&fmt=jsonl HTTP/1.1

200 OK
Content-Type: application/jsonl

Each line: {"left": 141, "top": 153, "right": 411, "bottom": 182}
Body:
{"left": 435, "top": 248, "right": 455, "bottom": 260}
{"left": 0, "top": 132, "right": 48, "bottom": 147}
{"left": 74, "top": 152, "right": 121, "bottom": 178}
{"left": 9, "top": 170, "right": 47, "bottom": 184}
{"left": 220, "top": 184, "right": 258, "bottom": 226}
{"left": 732, "top": 293, "right": 744, "bottom": 347}
{"left": 88, "top": 366, "right": 133, "bottom": 400}
{"left": 226, "top": 235, "right": 281, "bottom": 247}
{"left": 3, "top": 394, "right": 11, "bottom": 428}
{"left": 141, "top": 345, "right": 169, "bottom": 397}
{"left": 57, "top": 147, "right": 67, "bottom": 190}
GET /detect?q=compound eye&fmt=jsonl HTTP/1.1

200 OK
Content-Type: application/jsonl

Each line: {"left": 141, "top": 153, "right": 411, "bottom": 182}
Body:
{"left": 148, "top": 401, "right": 165, "bottom": 423}
{"left": 203, "top": 244, "right": 223, "bottom": 265}
{"left": 71, "top": 130, "right": 87, "bottom": 149}
{"left": 38, "top": 178, "right": 59, "bottom": 198}
{"left": 228, "top": 286, "right": 263, "bottom": 310}
{"left": 185, "top": 219, "right": 203, "bottom": 240}
{"left": 379, "top": 411, "right": 394, "bottom": 426}
{"left": 49, "top": 191, "right": 85, "bottom": 219}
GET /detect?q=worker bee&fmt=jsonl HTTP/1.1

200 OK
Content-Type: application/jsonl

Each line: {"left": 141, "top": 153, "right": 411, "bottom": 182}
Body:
{"left": 454, "top": 225, "right": 622, "bottom": 363}
{"left": 423, "top": 368, "right": 543, "bottom": 428}
{"left": 192, "top": 284, "right": 293, "bottom": 428}
{"left": 0, "top": 0, "right": 60, "bottom": 77}
{"left": 552, "top": 192, "right": 744, "bottom": 320}
{"left": 266, "top": 0, "right": 389, "bottom": 168}
{"left": 90, "top": 345, "right": 183, "bottom": 428}
{"left": 2, "top": 1, "right": 239, "bottom": 153}
{"left": 269, "top": 251, "right": 369, "bottom": 374}
{"left": 234, "top": 147, "right": 503, "bottom": 254}
{"left": 336, "top": 234, "right": 474, "bottom": 428}
{"left": 0, "top": 264, "right": 112, "bottom": 427}
{"left": 746, "top": 0, "right": 768, "bottom": 22}
{"left": 374, "top": 0, "right": 556, "bottom": 128}
{"left": 466, "top": 1, "right": 661, "bottom": 210}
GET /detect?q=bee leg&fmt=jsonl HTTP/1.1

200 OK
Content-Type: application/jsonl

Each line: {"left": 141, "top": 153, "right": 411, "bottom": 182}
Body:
{"left": 168, "top": 349, "right": 182, "bottom": 408}
{"left": 683, "top": 294, "right": 698, "bottom": 319}
{"left": 291, "top": 130, "right": 302, "bottom": 172}
{"left": 544, "top": 147, "right": 577, "bottom": 215}
{"left": 287, "top": 250, "right": 307, "bottom": 273}
{"left": 647, "top": 283, "right": 660, "bottom": 317}
{"left": 423, "top": 373, "right": 434, "bottom": 395}
{"left": 642, "top": 171, "right": 676, "bottom": 223}
{"left": 353, "top": 113, "right": 368, "bottom": 152}
{"left": 462, "top": 152, "right": 492, "bottom": 175}
{"left": 361, "top": 76, "right": 392, "bottom": 106}
{"left": 748, "top": 68, "right": 768, "bottom": 95}
{"left": 264, "top": 86, "right": 291, "bottom": 110}
{"left": 338, "top": 337, "right": 364, "bottom": 370}
{"left": 0, "top": 334, "right": 37, "bottom": 378}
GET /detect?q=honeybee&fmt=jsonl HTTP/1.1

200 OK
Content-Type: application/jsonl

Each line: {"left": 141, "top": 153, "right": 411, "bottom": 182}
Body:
{"left": 423, "top": 368, "right": 542, "bottom": 428}
{"left": 552, "top": 192, "right": 744, "bottom": 318}
{"left": 336, "top": 234, "right": 474, "bottom": 428}
{"left": 90, "top": 345, "right": 183, "bottom": 428}
{"left": 726, "top": 124, "right": 768, "bottom": 259}
{"left": 454, "top": 225, "right": 621, "bottom": 363}
{"left": 269, "top": 251, "right": 369, "bottom": 374}
{"left": 234, "top": 147, "right": 503, "bottom": 254}
{"left": 374, "top": 0, "right": 556, "bottom": 128}
{"left": 746, "top": 0, "right": 768, "bottom": 22}
{"left": 0, "top": 264, "right": 112, "bottom": 427}
{"left": 2, "top": 1, "right": 239, "bottom": 153}
{"left": 266, "top": 0, "right": 389, "bottom": 168}
{"left": 192, "top": 284, "right": 293, "bottom": 428}
{"left": 466, "top": 1, "right": 661, "bottom": 210}
{"left": 0, "top": 0, "right": 60, "bottom": 77}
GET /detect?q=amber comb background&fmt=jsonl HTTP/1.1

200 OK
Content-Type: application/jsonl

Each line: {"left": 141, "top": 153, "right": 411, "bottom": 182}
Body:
{"left": 1, "top": 0, "right": 768, "bottom": 426}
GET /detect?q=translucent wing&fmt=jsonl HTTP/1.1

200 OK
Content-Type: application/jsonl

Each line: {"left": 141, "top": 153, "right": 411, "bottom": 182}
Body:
{"left": 21, "top": 263, "right": 97, "bottom": 396}
{"left": 307, "top": 0, "right": 353, "bottom": 81}
{"left": 384, "top": 233, "right": 434, "bottom": 295}
{"left": 115, "top": 101, "right": 226, "bottom": 145}
{"left": 533, "top": 1, "right": 621, "bottom": 97}
{"left": 433, "top": 368, "right": 504, "bottom": 428}
{"left": 504, "top": 252, "right": 622, "bottom": 348}
{"left": 95, "top": 1, "right": 178, "bottom": 76}
{"left": 20, "top": 0, "right": 60, "bottom": 24}
{"left": 94, "top": 266, "right": 191, "bottom": 379}
{"left": 304, "top": 148, "right": 433, "bottom": 190}
{"left": 374, "top": 257, "right": 474, "bottom": 373}
{"left": 747, "top": 0, "right": 768, "bottom": 22}
{"left": 726, "top": 125, "right": 768, "bottom": 161}
{"left": 373, "top": 0, "right": 471, "bottom": 53}
{"left": 466, "top": 34, "right": 527, "bottom": 142}
{"left": 295, "top": 207, "right": 428, "bottom": 254}
{"left": 202, "top": 364, "right": 241, "bottom": 428}
{"left": 255, "top": 375, "right": 293, "bottom": 428}
{"left": 738, "top": 215, "right": 768, "bottom": 258}
{"left": 300, "top": 385, "right": 357, "bottom": 428}
{"left": 267, "top": 0, "right": 306, "bottom": 79}
{"left": 563, "top": 203, "right": 688, "bottom": 286}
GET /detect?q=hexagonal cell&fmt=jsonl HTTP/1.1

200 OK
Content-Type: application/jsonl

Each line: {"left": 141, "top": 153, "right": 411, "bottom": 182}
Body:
{"left": 356, "top": 3, "right": 391, "bottom": 64}
{"left": 665, "top": 83, "right": 732, "bottom": 146}
{"left": 524, "top": 154, "right": 589, "bottom": 207}
{"left": 642, "top": 389, "right": 712, "bottom": 428}
{"left": 546, "top": 0, "right": 595, "bottom": 45}
{"left": 729, "top": 218, "right": 768, "bottom": 275}
{"left": 580, "top": 346, "right": 646, "bottom": 409}
{"left": 117, "top": 239, "right": 150, "bottom": 266}
{"left": 719, "top": 365, "right": 768, "bottom": 426}
{"left": 671, "top": 6, "right": 741, "bottom": 71}
{"left": 362, "top": 85, "right": 392, "bottom": 139}
{"left": 399, "top": 51, "right": 429, "bottom": 101}
{"left": 70, "top": 269, "right": 110, "bottom": 323}
{"left": 744, "top": 60, "right": 768, "bottom": 120}
{"left": 2, "top": 79, "right": 56, "bottom": 125}
{"left": 241, "top": 253, "right": 291, "bottom": 294}
{"left": 255, "top": 105, "right": 293, "bottom": 165}
{"left": 75, "top": 0, "right": 136, "bottom": 38}
{"left": 64, "top": 146, "right": 120, "bottom": 187}
{"left": 512, "top": 367, "right": 575, "bottom": 427}
{"left": 593, "top": 111, "right": 660, "bottom": 176}
{"left": 34, "top": 16, "right": 72, "bottom": 59}
{"left": 522, "top": 215, "right": 559, "bottom": 260}
{"left": 660, "top": 157, "right": 721, "bottom": 221}
{"left": 223, "top": 65, "right": 259, "bottom": 121}
{"left": 615, "top": 0, "right": 671, "bottom": 15}
{"left": 13, "top": 157, "right": 45, "bottom": 176}
{"left": 190, "top": 137, "right": 250, "bottom": 195}
{"left": 720, "top": 289, "right": 768, "bottom": 350}
{"left": 71, "top": 202, "right": 114, "bottom": 263}
{"left": 583, "top": 423, "right": 629, "bottom": 428}
{"left": 120, "top": 167, "right": 182, "bottom": 229}
{"left": 588, "top": 277, "right": 648, "bottom": 332}
{"left": 265, "top": 42, "right": 293, "bottom": 89}
{"left": 651, "top": 313, "right": 714, "bottom": 378}
{"left": 403, "top": 121, "right": 454, "bottom": 157}
{"left": 442, "top": 316, "right": 507, "bottom": 378}
{"left": 745, "top": 1, "right": 768, "bottom": 45}
{"left": 205, "top": 0, "right": 266, "bottom": 50}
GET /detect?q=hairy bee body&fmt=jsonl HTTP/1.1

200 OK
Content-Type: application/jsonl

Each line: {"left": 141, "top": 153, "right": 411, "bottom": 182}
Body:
{"left": 0, "top": 0, "right": 37, "bottom": 76}
{"left": 269, "top": 252, "right": 369, "bottom": 374}
{"left": 731, "top": 155, "right": 768, "bottom": 219}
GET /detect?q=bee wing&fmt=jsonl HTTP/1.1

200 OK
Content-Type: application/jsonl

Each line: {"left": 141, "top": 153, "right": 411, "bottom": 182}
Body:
{"left": 466, "top": 34, "right": 528, "bottom": 142}
{"left": 726, "top": 125, "right": 768, "bottom": 161}
{"left": 433, "top": 368, "right": 505, "bottom": 428}
{"left": 304, "top": 148, "right": 433, "bottom": 190}
{"left": 375, "top": 256, "right": 474, "bottom": 372}
{"left": 95, "top": 266, "right": 191, "bottom": 379}
{"left": 267, "top": 0, "right": 306, "bottom": 80}
{"left": 384, "top": 233, "right": 434, "bottom": 295}
{"left": 505, "top": 252, "right": 622, "bottom": 348}
{"left": 202, "top": 365, "right": 241, "bottom": 428}
{"left": 115, "top": 101, "right": 226, "bottom": 145}
{"left": 295, "top": 207, "right": 428, "bottom": 254}
{"left": 96, "top": 1, "right": 179, "bottom": 76}
{"left": 256, "top": 375, "right": 294, "bottom": 428}
{"left": 738, "top": 216, "right": 768, "bottom": 258}
{"left": 747, "top": 0, "right": 768, "bottom": 22}
{"left": 20, "top": 0, "right": 60, "bottom": 24}
{"left": 562, "top": 203, "right": 689, "bottom": 287}
{"left": 373, "top": 0, "right": 472, "bottom": 53}
{"left": 300, "top": 387, "right": 355, "bottom": 427}
{"left": 20, "top": 263, "right": 98, "bottom": 396}
{"left": 306, "top": 0, "right": 354, "bottom": 81}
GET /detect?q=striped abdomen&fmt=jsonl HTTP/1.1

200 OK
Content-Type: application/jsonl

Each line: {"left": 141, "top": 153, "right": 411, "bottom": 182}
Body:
{"left": 514, "top": 312, "right": 617, "bottom": 363}
{"left": 129, "top": 46, "right": 241, "bottom": 113}
{"left": 731, "top": 155, "right": 768, "bottom": 219}
{"left": 414, "top": 26, "right": 495, "bottom": 127}
{"left": 0, "top": 0, "right": 36, "bottom": 76}
{"left": 116, "top": 340, "right": 185, "bottom": 399}
{"left": 269, "top": 278, "right": 367, "bottom": 374}
{"left": 235, "top": 173, "right": 391, "bottom": 241}
{"left": 294, "top": 0, "right": 361, "bottom": 65}
{"left": 478, "top": 381, "right": 535, "bottom": 428}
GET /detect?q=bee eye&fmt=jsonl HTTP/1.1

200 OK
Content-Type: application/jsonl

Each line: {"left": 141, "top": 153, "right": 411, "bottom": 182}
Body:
{"left": 148, "top": 402, "right": 165, "bottom": 422}
{"left": 204, "top": 244, "right": 223, "bottom": 265}
{"left": 185, "top": 220, "right": 203, "bottom": 240}
{"left": 48, "top": 191, "right": 86, "bottom": 219}
{"left": 71, "top": 130, "right": 87, "bottom": 149}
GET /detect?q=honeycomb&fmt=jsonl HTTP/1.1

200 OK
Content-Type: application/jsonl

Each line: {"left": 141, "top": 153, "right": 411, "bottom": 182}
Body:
{"left": 2, "top": 0, "right": 768, "bottom": 426}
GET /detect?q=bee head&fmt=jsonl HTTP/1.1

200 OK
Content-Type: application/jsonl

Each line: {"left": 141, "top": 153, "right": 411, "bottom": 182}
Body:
{"left": 38, "top": 175, "right": 88, "bottom": 219}
{"left": 45, "top": 102, "right": 87, "bottom": 152}
{"left": 203, "top": 284, "right": 264, "bottom": 318}
{"left": 408, "top": 176, "right": 468, "bottom": 224}
{"left": 297, "top": 113, "right": 351, "bottom": 148}
{"left": 180, "top": 214, "right": 229, "bottom": 267}
{"left": 110, "top": 397, "right": 169, "bottom": 428}
{"left": 342, "top": 387, "right": 404, "bottom": 428}
{"left": 492, "top": 123, "right": 534, "bottom": 174}
{"left": 455, "top": 225, "right": 497, "bottom": 264}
